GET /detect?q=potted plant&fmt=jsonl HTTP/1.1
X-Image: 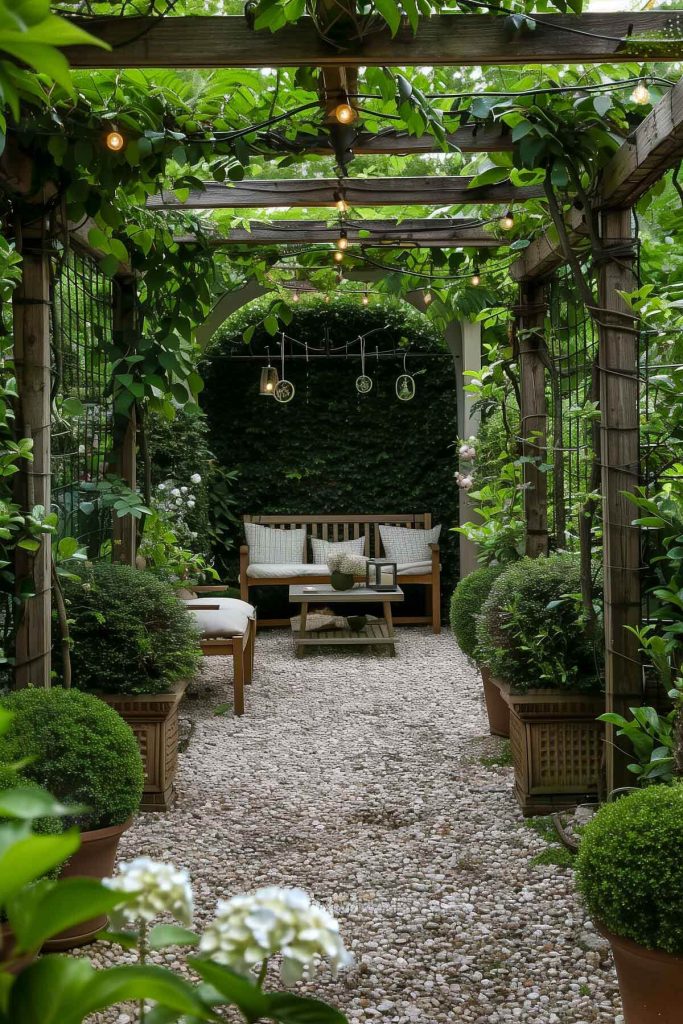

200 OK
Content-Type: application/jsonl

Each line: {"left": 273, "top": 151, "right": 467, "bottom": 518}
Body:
{"left": 577, "top": 785, "right": 683, "bottom": 1023}
{"left": 476, "top": 554, "right": 604, "bottom": 814}
{"left": 61, "top": 562, "right": 202, "bottom": 810}
{"left": 328, "top": 551, "right": 366, "bottom": 591}
{"left": 0, "top": 687, "right": 143, "bottom": 949}
{"left": 450, "top": 565, "right": 507, "bottom": 736}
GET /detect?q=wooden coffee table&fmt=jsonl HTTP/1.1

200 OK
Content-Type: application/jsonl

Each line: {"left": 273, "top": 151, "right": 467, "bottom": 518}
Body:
{"left": 289, "top": 584, "right": 404, "bottom": 657}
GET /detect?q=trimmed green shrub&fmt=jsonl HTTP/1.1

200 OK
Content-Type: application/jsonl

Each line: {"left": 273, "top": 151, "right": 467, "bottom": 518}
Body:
{"left": 577, "top": 785, "right": 683, "bottom": 954}
{"left": 0, "top": 688, "right": 143, "bottom": 830}
{"left": 450, "top": 565, "right": 504, "bottom": 661}
{"left": 476, "top": 554, "right": 602, "bottom": 692}
{"left": 63, "top": 562, "right": 201, "bottom": 695}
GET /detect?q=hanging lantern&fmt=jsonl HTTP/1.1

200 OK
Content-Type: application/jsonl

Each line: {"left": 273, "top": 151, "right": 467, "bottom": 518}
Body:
{"left": 395, "top": 351, "right": 416, "bottom": 401}
{"left": 260, "top": 365, "right": 279, "bottom": 396}
{"left": 355, "top": 336, "right": 373, "bottom": 394}
{"left": 274, "top": 333, "right": 295, "bottom": 404}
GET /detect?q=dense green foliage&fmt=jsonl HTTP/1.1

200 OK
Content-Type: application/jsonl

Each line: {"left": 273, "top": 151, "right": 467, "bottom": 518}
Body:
{"left": 476, "top": 554, "right": 602, "bottom": 692}
{"left": 0, "top": 688, "right": 143, "bottom": 830}
{"left": 62, "top": 562, "right": 201, "bottom": 695}
{"left": 0, "top": 764, "right": 61, "bottom": 837}
{"left": 577, "top": 785, "right": 683, "bottom": 954}
{"left": 450, "top": 565, "right": 504, "bottom": 661}
{"left": 202, "top": 295, "right": 459, "bottom": 604}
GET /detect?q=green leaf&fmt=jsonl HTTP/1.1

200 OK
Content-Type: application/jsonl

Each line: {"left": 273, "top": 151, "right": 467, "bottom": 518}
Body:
{"left": 266, "top": 992, "right": 348, "bottom": 1024}
{"left": 0, "top": 826, "right": 80, "bottom": 903}
{"left": 189, "top": 959, "right": 269, "bottom": 1022}
{"left": 373, "top": 0, "right": 401, "bottom": 35}
{"left": 148, "top": 924, "right": 200, "bottom": 950}
{"left": 7, "top": 878, "right": 125, "bottom": 953}
{"left": 0, "top": 787, "right": 85, "bottom": 822}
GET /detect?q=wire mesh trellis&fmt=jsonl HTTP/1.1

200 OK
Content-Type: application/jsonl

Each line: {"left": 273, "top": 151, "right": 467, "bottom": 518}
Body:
{"left": 51, "top": 248, "right": 115, "bottom": 555}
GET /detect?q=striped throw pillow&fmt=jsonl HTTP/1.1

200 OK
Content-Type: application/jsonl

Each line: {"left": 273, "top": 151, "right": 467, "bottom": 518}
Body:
{"left": 245, "top": 523, "right": 307, "bottom": 564}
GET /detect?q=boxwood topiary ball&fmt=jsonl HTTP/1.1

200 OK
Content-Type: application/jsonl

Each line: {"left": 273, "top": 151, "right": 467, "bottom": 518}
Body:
{"left": 577, "top": 785, "right": 683, "bottom": 954}
{"left": 0, "top": 688, "right": 144, "bottom": 832}
{"left": 450, "top": 564, "right": 504, "bottom": 661}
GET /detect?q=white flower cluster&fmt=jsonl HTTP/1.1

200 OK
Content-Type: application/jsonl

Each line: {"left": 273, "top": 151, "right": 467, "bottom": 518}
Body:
{"left": 198, "top": 886, "right": 354, "bottom": 983}
{"left": 153, "top": 476, "right": 203, "bottom": 544}
{"left": 455, "top": 471, "right": 474, "bottom": 492}
{"left": 327, "top": 551, "right": 368, "bottom": 576}
{"left": 458, "top": 441, "right": 476, "bottom": 462}
{"left": 456, "top": 436, "right": 476, "bottom": 490}
{"left": 103, "top": 856, "right": 194, "bottom": 927}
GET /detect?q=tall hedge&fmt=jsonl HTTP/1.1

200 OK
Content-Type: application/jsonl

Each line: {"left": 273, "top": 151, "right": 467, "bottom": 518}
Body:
{"left": 200, "top": 295, "right": 459, "bottom": 611}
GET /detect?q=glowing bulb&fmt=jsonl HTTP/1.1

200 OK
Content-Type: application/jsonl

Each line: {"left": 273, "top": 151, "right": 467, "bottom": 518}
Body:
{"left": 362, "top": 292, "right": 369, "bottom": 306}
{"left": 266, "top": 381, "right": 274, "bottom": 392}
{"left": 292, "top": 291, "right": 299, "bottom": 303}
{"left": 471, "top": 270, "right": 481, "bottom": 287}
{"left": 105, "top": 130, "right": 125, "bottom": 152}
{"left": 500, "top": 209, "right": 514, "bottom": 231}
{"left": 324, "top": 294, "right": 331, "bottom": 303}
{"left": 333, "top": 102, "right": 356, "bottom": 124}
{"left": 334, "top": 192, "right": 349, "bottom": 213}
{"left": 337, "top": 229, "right": 349, "bottom": 251}
{"left": 423, "top": 290, "right": 432, "bottom": 306}
{"left": 631, "top": 81, "right": 650, "bottom": 105}
{"left": 333, "top": 250, "right": 344, "bottom": 263}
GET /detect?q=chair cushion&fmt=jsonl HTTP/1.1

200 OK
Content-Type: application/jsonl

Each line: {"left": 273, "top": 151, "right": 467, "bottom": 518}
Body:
{"left": 247, "top": 563, "right": 325, "bottom": 579}
{"left": 379, "top": 524, "right": 441, "bottom": 564}
{"left": 310, "top": 535, "right": 365, "bottom": 564}
{"left": 184, "top": 597, "right": 255, "bottom": 639}
{"left": 397, "top": 561, "right": 433, "bottom": 576}
{"left": 245, "top": 522, "right": 307, "bottom": 564}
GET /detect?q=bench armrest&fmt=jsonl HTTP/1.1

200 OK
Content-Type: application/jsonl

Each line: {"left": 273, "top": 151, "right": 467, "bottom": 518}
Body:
{"left": 188, "top": 603, "right": 221, "bottom": 611}
{"left": 191, "top": 585, "right": 230, "bottom": 592}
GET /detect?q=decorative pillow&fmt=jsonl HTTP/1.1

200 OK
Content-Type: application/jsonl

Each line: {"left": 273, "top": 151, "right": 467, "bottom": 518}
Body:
{"left": 379, "top": 524, "right": 441, "bottom": 564}
{"left": 311, "top": 535, "right": 365, "bottom": 564}
{"left": 245, "top": 522, "right": 306, "bottom": 564}
{"left": 184, "top": 597, "right": 255, "bottom": 639}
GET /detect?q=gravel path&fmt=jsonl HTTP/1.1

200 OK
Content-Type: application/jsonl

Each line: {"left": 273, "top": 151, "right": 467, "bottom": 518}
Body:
{"left": 93, "top": 628, "right": 622, "bottom": 1024}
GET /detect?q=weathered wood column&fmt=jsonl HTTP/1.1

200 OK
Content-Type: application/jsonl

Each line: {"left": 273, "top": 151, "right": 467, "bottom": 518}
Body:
{"left": 111, "top": 274, "right": 138, "bottom": 565}
{"left": 12, "top": 218, "right": 53, "bottom": 688}
{"left": 597, "top": 208, "right": 642, "bottom": 791}
{"left": 446, "top": 318, "right": 482, "bottom": 577}
{"left": 516, "top": 280, "right": 549, "bottom": 557}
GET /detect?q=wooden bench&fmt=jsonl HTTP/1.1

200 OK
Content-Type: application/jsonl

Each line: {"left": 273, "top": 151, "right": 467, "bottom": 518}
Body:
{"left": 239, "top": 514, "right": 441, "bottom": 633}
{"left": 184, "top": 586, "right": 256, "bottom": 717}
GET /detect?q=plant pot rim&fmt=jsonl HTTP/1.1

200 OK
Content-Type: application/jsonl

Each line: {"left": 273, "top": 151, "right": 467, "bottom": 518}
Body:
{"left": 98, "top": 677, "right": 190, "bottom": 702}
{"left": 491, "top": 676, "right": 603, "bottom": 699}
{"left": 79, "top": 815, "right": 134, "bottom": 843}
{"left": 596, "top": 922, "right": 683, "bottom": 963}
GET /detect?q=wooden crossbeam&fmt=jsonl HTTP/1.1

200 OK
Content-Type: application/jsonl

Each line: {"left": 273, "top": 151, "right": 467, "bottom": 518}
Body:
{"left": 147, "top": 176, "right": 541, "bottom": 210}
{"left": 174, "top": 218, "right": 500, "bottom": 247}
{"left": 64, "top": 13, "right": 682, "bottom": 68}
{"left": 601, "top": 77, "right": 683, "bottom": 208}
{"left": 508, "top": 207, "right": 587, "bottom": 281}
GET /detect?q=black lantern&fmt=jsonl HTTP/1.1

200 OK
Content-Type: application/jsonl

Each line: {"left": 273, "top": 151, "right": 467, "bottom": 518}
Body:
{"left": 366, "top": 558, "right": 397, "bottom": 592}
{"left": 259, "top": 365, "right": 279, "bottom": 396}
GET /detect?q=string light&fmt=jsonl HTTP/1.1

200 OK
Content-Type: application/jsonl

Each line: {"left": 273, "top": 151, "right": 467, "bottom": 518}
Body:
{"left": 333, "top": 250, "right": 344, "bottom": 263}
{"left": 423, "top": 290, "right": 433, "bottom": 306}
{"left": 631, "top": 80, "right": 651, "bottom": 105}
{"left": 334, "top": 190, "right": 350, "bottom": 213}
{"left": 499, "top": 209, "right": 514, "bottom": 231}
{"left": 336, "top": 229, "right": 349, "bottom": 251}
{"left": 105, "top": 129, "right": 125, "bottom": 152}
{"left": 470, "top": 268, "right": 481, "bottom": 287}
{"left": 362, "top": 291, "right": 369, "bottom": 306}
{"left": 333, "top": 98, "right": 356, "bottom": 124}
{"left": 324, "top": 294, "right": 331, "bottom": 303}
{"left": 292, "top": 290, "right": 300, "bottom": 303}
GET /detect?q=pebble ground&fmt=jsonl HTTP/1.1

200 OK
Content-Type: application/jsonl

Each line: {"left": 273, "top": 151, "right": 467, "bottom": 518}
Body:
{"left": 91, "top": 628, "right": 622, "bottom": 1023}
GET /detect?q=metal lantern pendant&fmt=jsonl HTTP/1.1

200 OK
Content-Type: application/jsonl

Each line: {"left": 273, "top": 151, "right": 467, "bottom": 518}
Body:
{"left": 274, "top": 333, "right": 295, "bottom": 404}
{"left": 356, "top": 336, "right": 373, "bottom": 394}
{"left": 396, "top": 351, "right": 415, "bottom": 401}
{"left": 366, "top": 558, "right": 398, "bottom": 592}
{"left": 260, "top": 348, "right": 279, "bottom": 396}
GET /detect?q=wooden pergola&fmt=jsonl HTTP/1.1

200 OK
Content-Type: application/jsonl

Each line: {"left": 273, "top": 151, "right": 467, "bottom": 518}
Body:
{"left": 6, "top": 9, "right": 683, "bottom": 793}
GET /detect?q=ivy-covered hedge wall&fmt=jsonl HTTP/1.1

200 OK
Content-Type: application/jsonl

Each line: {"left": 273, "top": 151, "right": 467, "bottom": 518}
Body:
{"left": 200, "top": 295, "right": 459, "bottom": 618}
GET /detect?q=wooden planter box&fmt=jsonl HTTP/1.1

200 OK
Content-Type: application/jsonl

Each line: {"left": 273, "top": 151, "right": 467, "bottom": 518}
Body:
{"left": 480, "top": 665, "right": 510, "bottom": 738}
{"left": 495, "top": 678, "right": 604, "bottom": 816}
{"left": 102, "top": 679, "right": 188, "bottom": 812}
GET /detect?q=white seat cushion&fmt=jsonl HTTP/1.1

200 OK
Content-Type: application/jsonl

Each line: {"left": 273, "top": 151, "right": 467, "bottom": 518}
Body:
{"left": 245, "top": 522, "right": 306, "bottom": 564}
{"left": 397, "top": 561, "right": 433, "bottom": 576}
{"left": 247, "top": 563, "right": 326, "bottom": 579}
{"left": 379, "top": 524, "right": 441, "bottom": 563}
{"left": 184, "top": 597, "right": 255, "bottom": 639}
{"left": 310, "top": 535, "right": 365, "bottom": 564}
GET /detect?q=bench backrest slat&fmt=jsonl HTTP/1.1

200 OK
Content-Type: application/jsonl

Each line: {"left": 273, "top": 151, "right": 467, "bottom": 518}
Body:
{"left": 243, "top": 513, "right": 432, "bottom": 559}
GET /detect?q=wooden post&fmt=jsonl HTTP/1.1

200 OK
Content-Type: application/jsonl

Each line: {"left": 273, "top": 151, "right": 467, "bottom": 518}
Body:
{"left": 12, "top": 218, "right": 53, "bottom": 688}
{"left": 447, "top": 318, "right": 482, "bottom": 577}
{"left": 111, "top": 275, "right": 138, "bottom": 565}
{"left": 517, "top": 280, "right": 549, "bottom": 558}
{"left": 597, "top": 208, "right": 642, "bottom": 792}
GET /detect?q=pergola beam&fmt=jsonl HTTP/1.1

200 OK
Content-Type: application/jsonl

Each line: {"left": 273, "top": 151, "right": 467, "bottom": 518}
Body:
{"left": 508, "top": 207, "right": 588, "bottom": 281}
{"left": 64, "top": 13, "right": 682, "bottom": 68}
{"left": 279, "top": 125, "right": 513, "bottom": 155}
{"left": 147, "top": 177, "right": 542, "bottom": 210}
{"left": 174, "top": 218, "right": 501, "bottom": 247}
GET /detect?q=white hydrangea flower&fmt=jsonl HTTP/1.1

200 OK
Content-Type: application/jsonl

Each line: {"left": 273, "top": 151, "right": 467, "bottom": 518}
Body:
{"left": 198, "top": 886, "right": 353, "bottom": 984}
{"left": 171, "top": 488, "right": 181, "bottom": 498}
{"left": 157, "top": 483, "right": 166, "bottom": 492}
{"left": 458, "top": 443, "right": 476, "bottom": 461}
{"left": 190, "top": 473, "right": 202, "bottom": 484}
{"left": 188, "top": 499, "right": 196, "bottom": 509}
{"left": 103, "top": 857, "right": 194, "bottom": 927}
{"left": 181, "top": 486, "right": 189, "bottom": 494}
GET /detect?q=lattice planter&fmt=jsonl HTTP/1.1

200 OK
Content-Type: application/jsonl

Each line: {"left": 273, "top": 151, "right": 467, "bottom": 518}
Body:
{"left": 101, "top": 679, "right": 188, "bottom": 812}
{"left": 495, "top": 679, "right": 604, "bottom": 816}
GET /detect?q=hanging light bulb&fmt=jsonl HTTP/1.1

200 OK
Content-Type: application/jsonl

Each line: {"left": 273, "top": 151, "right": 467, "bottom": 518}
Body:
{"left": 631, "top": 80, "right": 650, "bottom": 105}
{"left": 423, "top": 290, "right": 433, "bottom": 306}
{"left": 362, "top": 291, "right": 369, "bottom": 306}
{"left": 292, "top": 290, "right": 300, "bottom": 303}
{"left": 324, "top": 294, "right": 331, "bottom": 303}
{"left": 337, "top": 229, "right": 349, "bottom": 251}
{"left": 333, "top": 98, "right": 356, "bottom": 124}
{"left": 334, "top": 191, "right": 349, "bottom": 213}
{"left": 333, "top": 250, "right": 344, "bottom": 263}
{"left": 499, "top": 209, "right": 514, "bottom": 231}
{"left": 471, "top": 268, "right": 481, "bottom": 287}
{"left": 105, "top": 129, "right": 125, "bottom": 152}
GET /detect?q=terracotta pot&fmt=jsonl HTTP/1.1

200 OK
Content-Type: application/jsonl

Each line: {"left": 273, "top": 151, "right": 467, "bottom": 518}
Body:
{"left": 0, "top": 922, "right": 36, "bottom": 974}
{"left": 498, "top": 678, "right": 604, "bottom": 816}
{"left": 42, "top": 817, "right": 132, "bottom": 952}
{"left": 330, "top": 571, "right": 355, "bottom": 591}
{"left": 480, "top": 665, "right": 509, "bottom": 738}
{"left": 598, "top": 924, "right": 683, "bottom": 1024}
{"left": 101, "top": 679, "right": 188, "bottom": 811}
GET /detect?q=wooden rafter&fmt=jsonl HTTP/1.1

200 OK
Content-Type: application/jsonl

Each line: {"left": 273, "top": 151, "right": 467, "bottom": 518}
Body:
{"left": 64, "top": 13, "right": 683, "bottom": 68}
{"left": 147, "top": 176, "right": 542, "bottom": 210}
{"left": 508, "top": 207, "right": 588, "bottom": 281}
{"left": 173, "top": 217, "right": 501, "bottom": 247}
